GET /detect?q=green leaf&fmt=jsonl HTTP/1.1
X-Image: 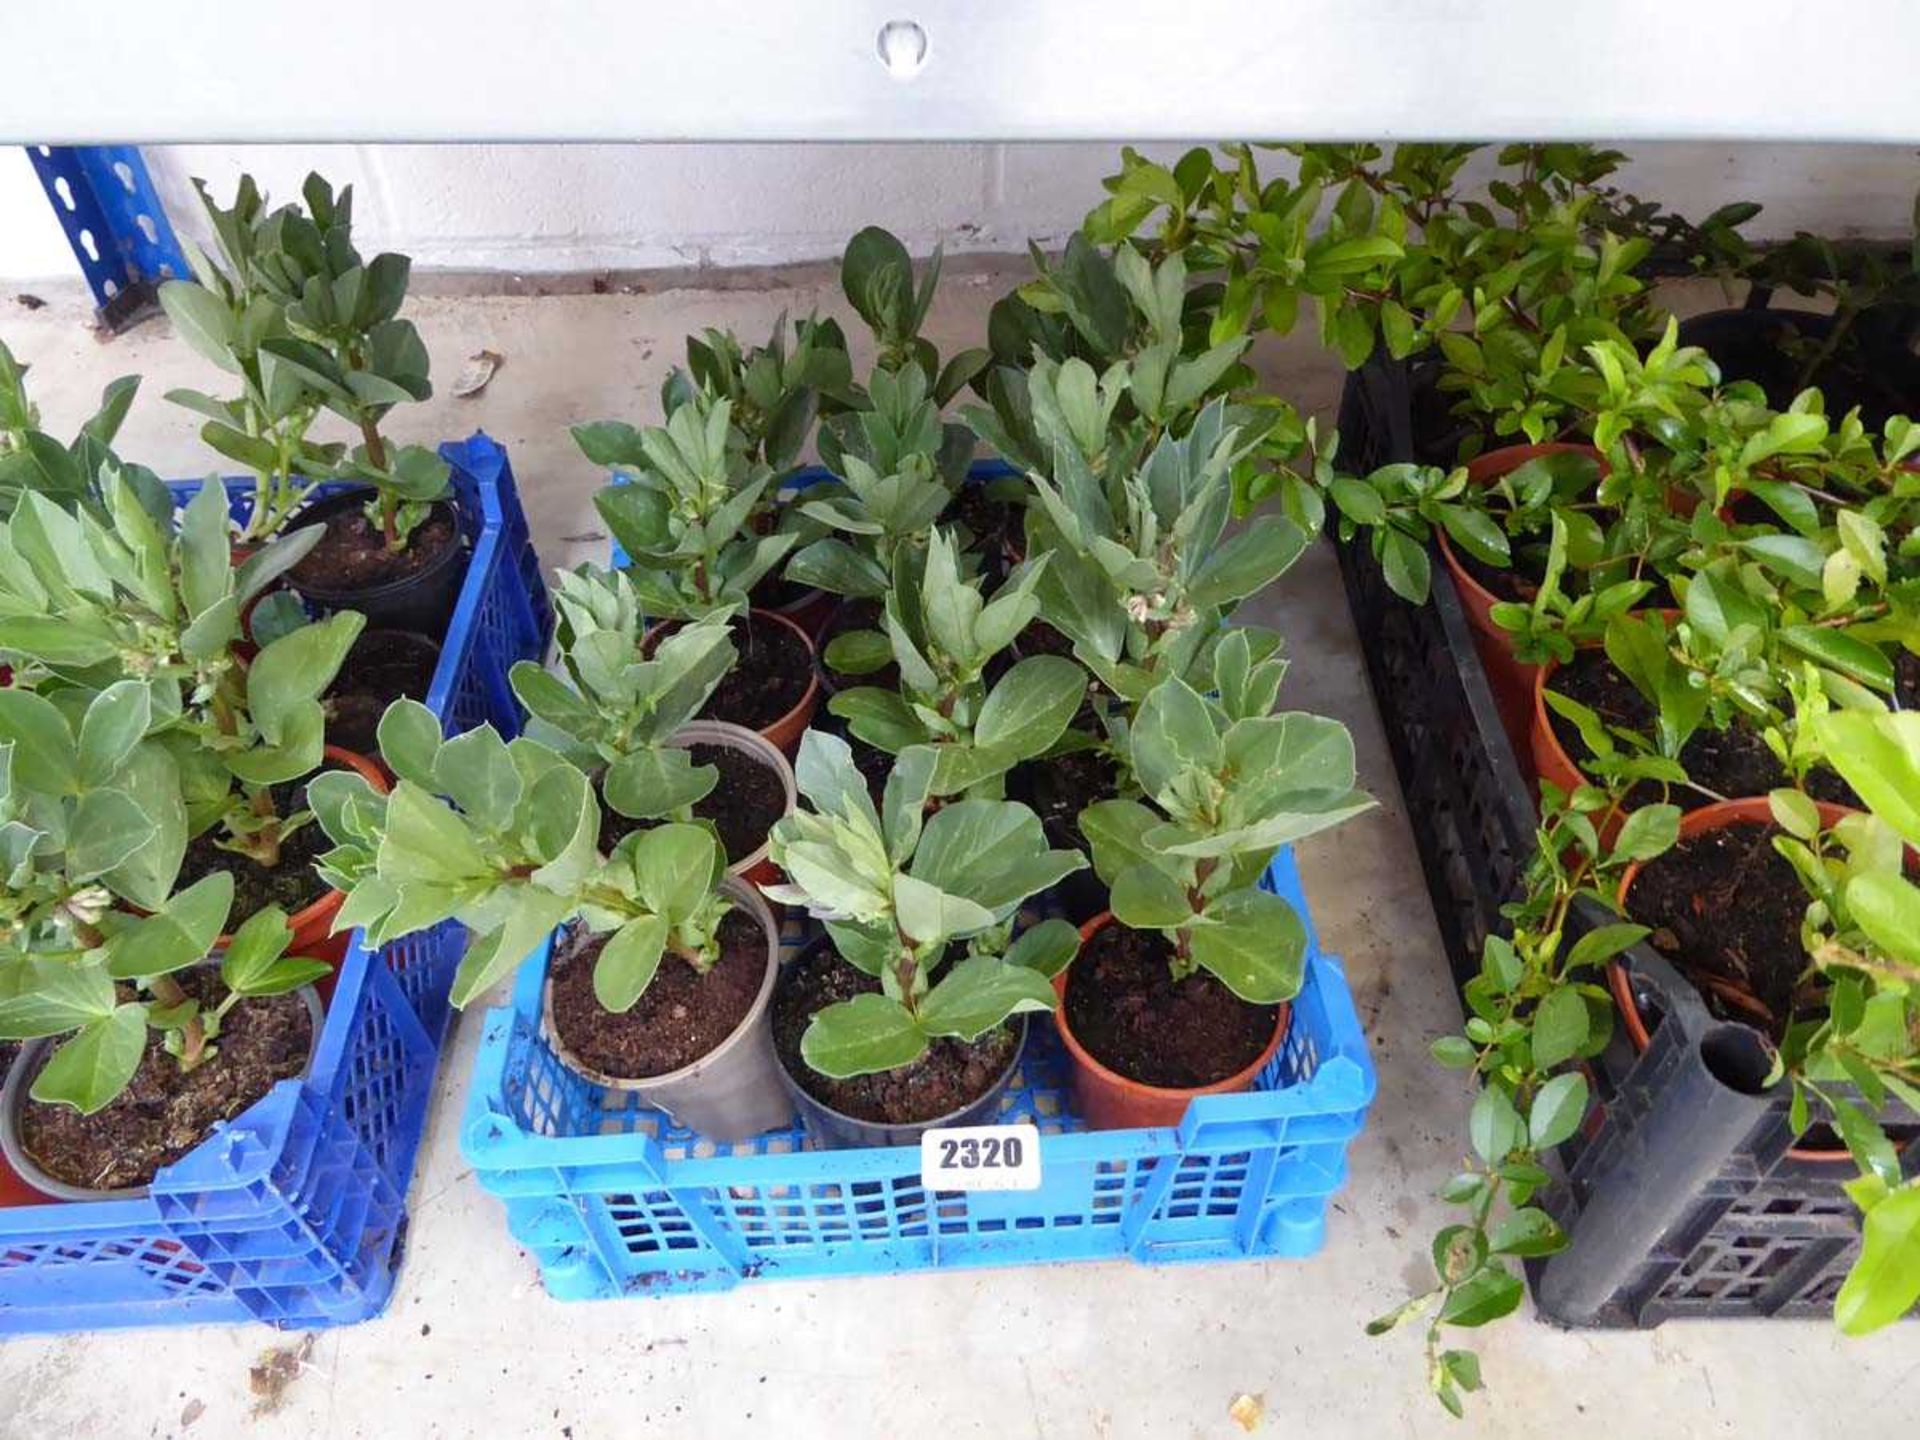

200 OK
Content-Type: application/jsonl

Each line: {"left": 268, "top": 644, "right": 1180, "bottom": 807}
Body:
{"left": 158, "top": 281, "right": 239, "bottom": 373}
{"left": 1848, "top": 873, "right": 1920, "bottom": 968}
{"left": 1836, "top": 1183, "right": 1920, "bottom": 1336}
{"left": 971, "top": 657, "right": 1086, "bottom": 762}
{"left": 1529, "top": 1072, "right": 1589, "bottom": 1149}
{"left": 1438, "top": 505, "right": 1511, "bottom": 570}
{"left": 218, "top": 905, "right": 298, "bottom": 993}
{"left": 1185, "top": 520, "right": 1308, "bottom": 609}
{"left": 630, "top": 823, "right": 721, "bottom": 924}
{"left": 1129, "top": 677, "right": 1222, "bottom": 799}
{"left": 1530, "top": 988, "right": 1589, "bottom": 1070}
{"left": 249, "top": 612, "right": 366, "bottom": 744}
{"left": 1438, "top": 1266, "right": 1525, "bottom": 1327}
{"left": 1489, "top": 1207, "right": 1567, "bottom": 1258}
{"left": 1469, "top": 1086, "right": 1523, "bottom": 1164}
{"left": 448, "top": 889, "right": 574, "bottom": 1008}
{"left": 432, "top": 725, "right": 523, "bottom": 831}
{"left": 893, "top": 873, "right": 996, "bottom": 946}
{"left": 29, "top": 1006, "right": 149, "bottom": 1115}
{"left": 1379, "top": 528, "right": 1432, "bottom": 603}
{"left": 1189, "top": 887, "right": 1308, "bottom": 1004}
{"left": 1431, "top": 1035, "right": 1479, "bottom": 1069}
{"left": 1003, "top": 918, "right": 1079, "bottom": 978}
{"left": 591, "top": 914, "right": 670, "bottom": 1013}
{"left": 1815, "top": 712, "right": 1920, "bottom": 848}
{"left": 800, "top": 992, "right": 927, "bottom": 1079}
{"left": 917, "top": 955, "right": 1056, "bottom": 1042}
{"left": 822, "top": 628, "right": 895, "bottom": 675}
{"left": 1565, "top": 922, "right": 1648, "bottom": 970}
{"left": 76, "top": 681, "right": 152, "bottom": 788}
{"left": 0, "top": 957, "right": 119, "bottom": 1037}
{"left": 1612, "top": 805, "right": 1680, "bottom": 863}
{"left": 104, "top": 872, "right": 234, "bottom": 980}
{"left": 1110, "top": 864, "right": 1195, "bottom": 930}
{"left": 67, "top": 788, "right": 155, "bottom": 879}
{"left": 0, "top": 688, "right": 77, "bottom": 795}
{"left": 376, "top": 698, "right": 447, "bottom": 791}
{"left": 376, "top": 785, "right": 493, "bottom": 886}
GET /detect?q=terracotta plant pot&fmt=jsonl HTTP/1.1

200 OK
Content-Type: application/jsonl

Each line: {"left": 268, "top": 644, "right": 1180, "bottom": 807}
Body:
{"left": 644, "top": 608, "right": 821, "bottom": 757}
{"left": 1529, "top": 610, "right": 1682, "bottom": 841}
{"left": 1612, "top": 796, "right": 1853, "bottom": 1164}
{"left": 268, "top": 745, "right": 391, "bottom": 965}
{"left": 1436, "top": 443, "right": 1606, "bottom": 765}
{"left": 664, "top": 720, "right": 797, "bottom": 889}
{"left": 1052, "top": 913, "right": 1290, "bottom": 1131}
{"left": 541, "top": 877, "right": 793, "bottom": 1144}
{"left": 0, "top": 984, "right": 326, "bottom": 1201}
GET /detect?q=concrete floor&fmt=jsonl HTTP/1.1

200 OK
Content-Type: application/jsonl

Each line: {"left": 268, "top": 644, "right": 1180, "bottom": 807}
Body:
{"left": 0, "top": 272, "right": 1910, "bottom": 1440}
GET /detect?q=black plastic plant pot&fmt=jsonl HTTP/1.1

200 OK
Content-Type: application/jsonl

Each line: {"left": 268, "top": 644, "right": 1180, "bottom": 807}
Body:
{"left": 323, "top": 627, "right": 443, "bottom": 758}
{"left": 1677, "top": 302, "right": 1920, "bottom": 429}
{"left": 772, "top": 944, "right": 1029, "bottom": 1150}
{"left": 286, "top": 488, "right": 470, "bottom": 636}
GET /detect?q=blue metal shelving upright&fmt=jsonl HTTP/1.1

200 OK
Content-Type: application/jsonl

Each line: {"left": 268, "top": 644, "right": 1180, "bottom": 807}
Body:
{"left": 22, "top": 145, "right": 188, "bottom": 330}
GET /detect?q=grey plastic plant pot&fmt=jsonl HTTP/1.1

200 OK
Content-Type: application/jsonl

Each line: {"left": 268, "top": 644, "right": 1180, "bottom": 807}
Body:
{"left": 666, "top": 720, "right": 797, "bottom": 887}
{"left": 0, "top": 984, "right": 326, "bottom": 1203}
{"left": 541, "top": 877, "right": 793, "bottom": 1145}
{"left": 773, "top": 966, "right": 1030, "bottom": 1151}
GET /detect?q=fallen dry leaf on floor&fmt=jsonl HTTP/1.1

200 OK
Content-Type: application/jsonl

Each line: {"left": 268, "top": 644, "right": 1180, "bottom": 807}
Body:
{"left": 250, "top": 1334, "right": 317, "bottom": 1416}
{"left": 180, "top": 1397, "right": 205, "bottom": 1428}
{"left": 452, "top": 349, "right": 503, "bottom": 398}
{"left": 1228, "top": 1392, "right": 1266, "bottom": 1432}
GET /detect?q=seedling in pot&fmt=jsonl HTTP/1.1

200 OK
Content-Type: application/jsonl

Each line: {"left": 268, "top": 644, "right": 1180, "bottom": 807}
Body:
{"left": 826, "top": 529, "right": 1086, "bottom": 798}
{"left": 0, "top": 874, "right": 325, "bottom": 1120}
{"left": 837, "top": 226, "right": 989, "bottom": 405}
{"left": 0, "top": 340, "right": 170, "bottom": 524}
{"left": 0, "top": 684, "right": 327, "bottom": 1124}
{"left": 763, "top": 731, "right": 1084, "bottom": 1079}
{"left": 0, "top": 477, "right": 361, "bottom": 879}
{"left": 663, "top": 312, "right": 853, "bottom": 475}
{"left": 1023, "top": 398, "right": 1304, "bottom": 702}
{"left": 158, "top": 175, "right": 343, "bottom": 541}
{"left": 311, "top": 700, "right": 742, "bottom": 1014}
{"left": 579, "top": 393, "right": 796, "bottom": 622}
{"left": 1078, "top": 634, "right": 1373, "bottom": 1007}
{"left": 509, "top": 567, "right": 737, "bottom": 827}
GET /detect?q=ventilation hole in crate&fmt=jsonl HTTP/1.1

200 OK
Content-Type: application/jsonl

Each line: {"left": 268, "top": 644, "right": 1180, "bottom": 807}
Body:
{"left": 136, "top": 213, "right": 159, "bottom": 245}
{"left": 54, "top": 176, "right": 75, "bottom": 210}
{"left": 79, "top": 229, "right": 98, "bottom": 261}
{"left": 113, "top": 160, "right": 136, "bottom": 192}
{"left": 103, "top": 279, "right": 118, "bottom": 298}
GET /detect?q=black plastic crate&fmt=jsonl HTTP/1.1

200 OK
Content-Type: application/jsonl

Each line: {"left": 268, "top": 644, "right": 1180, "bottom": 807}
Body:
{"left": 1333, "top": 363, "right": 1920, "bottom": 1327}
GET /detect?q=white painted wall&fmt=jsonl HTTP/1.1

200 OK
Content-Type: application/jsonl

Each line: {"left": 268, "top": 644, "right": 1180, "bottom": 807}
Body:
{"left": 3, "top": 142, "right": 1917, "bottom": 283}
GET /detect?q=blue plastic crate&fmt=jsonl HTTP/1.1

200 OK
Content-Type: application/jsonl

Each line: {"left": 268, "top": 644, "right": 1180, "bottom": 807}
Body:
{"left": 162, "top": 432, "right": 551, "bottom": 741}
{"left": 0, "top": 435, "right": 553, "bottom": 1334}
{"left": 460, "top": 847, "right": 1376, "bottom": 1299}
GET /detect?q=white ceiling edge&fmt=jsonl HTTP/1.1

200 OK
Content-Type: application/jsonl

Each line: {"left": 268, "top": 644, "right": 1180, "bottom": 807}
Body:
{"left": 7, "top": 0, "right": 1920, "bottom": 145}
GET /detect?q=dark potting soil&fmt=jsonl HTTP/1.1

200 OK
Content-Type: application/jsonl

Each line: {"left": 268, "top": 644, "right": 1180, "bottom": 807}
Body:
{"left": 1064, "top": 924, "right": 1280, "bottom": 1089}
{"left": 817, "top": 599, "right": 899, "bottom": 690}
{"left": 18, "top": 970, "right": 313, "bottom": 1191}
{"left": 950, "top": 483, "right": 1019, "bottom": 562}
{"left": 548, "top": 910, "right": 765, "bottom": 1079}
{"left": 1546, "top": 650, "right": 1856, "bottom": 810}
{"left": 1014, "top": 747, "right": 1119, "bottom": 848}
{"left": 693, "top": 615, "right": 813, "bottom": 731}
{"left": 325, "top": 629, "right": 441, "bottom": 756}
{"left": 772, "top": 944, "right": 1018, "bottom": 1126}
{"left": 177, "top": 776, "right": 332, "bottom": 922}
{"left": 750, "top": 569, "right": 823, "bottom": 616}
{"left": 289, "top": 505, "right": 460, "bottom": 592}
{"left": 601, "top": 742, "right": 786, "bottom": 863}
{"left": 1623, "top": 823, "right": 1813, "bottom": 1040}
